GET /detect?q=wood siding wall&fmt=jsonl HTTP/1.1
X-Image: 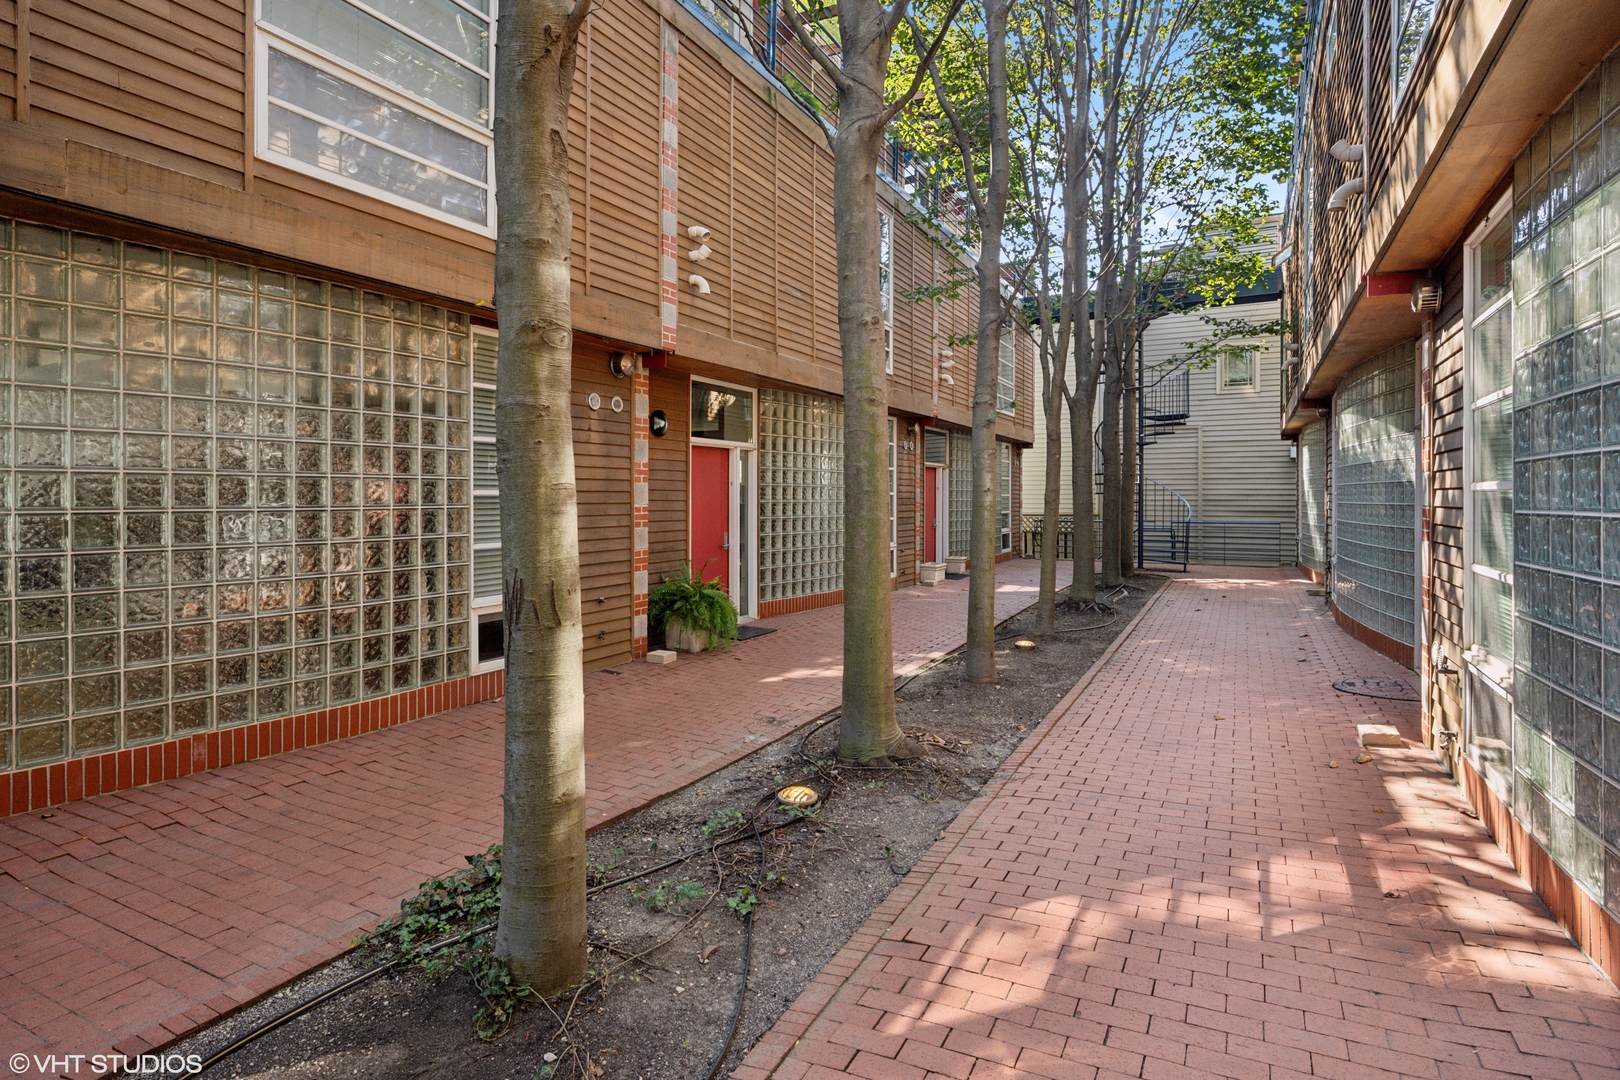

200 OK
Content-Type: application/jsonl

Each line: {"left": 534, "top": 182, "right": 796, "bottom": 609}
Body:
{"left": 572, "top": 343, "right": 637, "bottom": 669}
{"left": 0, "top": 0, "right": 1034, "bottom": 445}
{"left": 647, "top": 369, "right": 691, "bottom": 585}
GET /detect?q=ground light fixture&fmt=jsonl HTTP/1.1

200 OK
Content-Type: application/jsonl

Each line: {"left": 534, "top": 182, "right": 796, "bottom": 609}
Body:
{"left": 777, "top": 784, "right": 819, "bottom": 809}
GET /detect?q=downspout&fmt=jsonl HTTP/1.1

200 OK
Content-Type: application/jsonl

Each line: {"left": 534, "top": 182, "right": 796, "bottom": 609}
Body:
{"left": 1362, "top": 0, "right": 1371, "bottom": 229}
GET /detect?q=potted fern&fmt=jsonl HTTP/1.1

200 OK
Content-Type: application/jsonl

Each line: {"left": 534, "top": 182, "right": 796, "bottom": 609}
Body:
{"left": 649, "top": 563, "right": 739, "bottom": 652}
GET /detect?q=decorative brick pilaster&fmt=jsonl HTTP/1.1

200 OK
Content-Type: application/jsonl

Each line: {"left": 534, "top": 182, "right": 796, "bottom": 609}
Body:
{"left": 659, "top": 23, "right": 680, "bottom": 351}
{"left": 631, "top": 366, "right": 652, "bottom": 657}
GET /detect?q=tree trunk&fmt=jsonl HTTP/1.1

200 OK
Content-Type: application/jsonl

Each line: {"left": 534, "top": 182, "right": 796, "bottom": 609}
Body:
{"left": 964, "top": 0, "right": 1011, "bottom": 684}
{"left": 1069, "top": 379, "right": 1097, "bottom": 604}
{"left": 833, "top": 19, "right": 906, "bottom": 763}
{"left": 1036, "top": 365, "right": 1065, "bottom": 630}
{"left": 492, "top": 0, "right": 590, "bottom": 994}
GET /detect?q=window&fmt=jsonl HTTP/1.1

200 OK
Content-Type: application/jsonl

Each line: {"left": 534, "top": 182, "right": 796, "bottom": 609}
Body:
{"left": 1393, "top": 0, "right": 1436, "bottom": 102}
{"left": 256, "top": 0, "right": 496, "bottom": 232}
{"left": 691, "top": 381, "right": 754, "bottom": 443}
{"left": 880, "top": 212, "right": 894, "bottom": 375}
{"left": 888, "top": 418, "right": 898, "bottom": 576}
{"left": 1465, "top": 203, "right": 1516, "bottom": 799}
{"left": 758, "top": 390, "right": 844, "bottom": 602}
{"left": 1219, "top": 347, "right": 1256, "bottom": 390}
{"left": 470, "top": 330, "right": 505, "bottom": 671}
{"left": 997, "top": 326, "right": 1016, "bottom": 411}
{"left": 997, "top": 443, "right": 1012, "bottom": 553}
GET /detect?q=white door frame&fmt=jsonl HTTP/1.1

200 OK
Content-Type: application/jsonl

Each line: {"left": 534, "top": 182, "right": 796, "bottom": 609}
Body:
{"left": 688, "top": 377, "right": 758, "bottom": 619}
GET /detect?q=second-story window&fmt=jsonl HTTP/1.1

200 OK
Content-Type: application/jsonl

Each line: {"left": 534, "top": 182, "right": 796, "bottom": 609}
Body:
{"left": 880, "top": 211, "right": 894, "bottom": 374}
{"left": 997, "top": 325, "right": 1016, "bottom": 411}
{"left": 1393, "top": 0, "right": 1436, "bottom": 102}
{"left": 256, "top": 0, "right": 496, "bottom": 233}
{"left": 1219, "top": 346, "right": 1256, "bottom": 390}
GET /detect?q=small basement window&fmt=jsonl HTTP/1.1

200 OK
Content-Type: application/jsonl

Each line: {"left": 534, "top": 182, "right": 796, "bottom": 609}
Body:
{"left": 478, "top": 611, "right": 505, "bottom": 664}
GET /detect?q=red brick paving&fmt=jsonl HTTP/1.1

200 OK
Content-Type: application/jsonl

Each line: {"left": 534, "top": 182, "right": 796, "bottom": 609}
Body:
{"left": 0, "top": 561, "right": 1066, "bottom": 1075}
{"left": 738, "top": 569, "right": 1620, "bottom": 1080}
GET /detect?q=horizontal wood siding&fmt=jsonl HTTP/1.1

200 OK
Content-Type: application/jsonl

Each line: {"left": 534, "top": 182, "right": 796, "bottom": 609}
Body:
{"left": 585, "top": 0, "right": 660, "bottom": 313}
{"left": 813, "top": 149, "right": 840, "bottom": 367}
{"left": 678, "top": 44, "right": 733, "bottom": 341}
{"left": 730, "top": 88, "right": 777, "bottom": 353}
{"left": 647, "top": 369, "right": 690, "bottom": 582}
{"left": 29, "top": 0, "right": 244, "bottom": 187}
{"left": 776, "top": 113, "right": 814, "bottom": 363}
{"left": 573, "top": 344, "right": 634, "bottom": 670}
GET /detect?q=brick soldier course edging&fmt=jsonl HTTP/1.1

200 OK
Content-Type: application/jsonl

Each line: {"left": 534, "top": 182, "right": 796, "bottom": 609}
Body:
{"left": 1, "top": 672, "right": 506, "bottom": 820}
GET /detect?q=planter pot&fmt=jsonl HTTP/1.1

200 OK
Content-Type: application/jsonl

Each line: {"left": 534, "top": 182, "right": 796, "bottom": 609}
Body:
{"left": 665, "top": 617, "right": 719, "bottom": 653}
{"left": 945, "top": 556, "right": 968, "bottom": 575}
{"left": 918, "top": 562, "right": 947, "bottom": 586}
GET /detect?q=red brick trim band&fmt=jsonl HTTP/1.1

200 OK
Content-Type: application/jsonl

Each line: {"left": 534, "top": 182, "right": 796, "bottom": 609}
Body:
{"left": 758, "top": 589, "right": 844, "bottom": 620}
{"left": 1459, "top": 756, "right": 1620, "bottom": 987}
{"left": 1, "top": 671, "right": 506, "bottom": 819}
{"left": 1332, "top": 599, "right": 1416, "bottom": 670}
{"left": 733, "top": 580, "right": 1170, "bottom": 1080}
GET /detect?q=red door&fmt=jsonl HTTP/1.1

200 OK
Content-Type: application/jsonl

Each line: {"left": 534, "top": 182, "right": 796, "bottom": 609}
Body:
{"left": 691, "top": 446, "right": 731, "bottom": 591}
{"left": 923, "top": 466, "right": 939, "bottom": 563}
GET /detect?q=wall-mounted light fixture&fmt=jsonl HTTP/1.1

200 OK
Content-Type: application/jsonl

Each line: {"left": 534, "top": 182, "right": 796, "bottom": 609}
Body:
{"left": 1410, "top": 279, "right": 1442, "bottom": 313}
{"left": 608, "top": 351, "right": 635, "bottom": 378}
{"left": 650, "top": 409, "right": 669, "bottom": 437}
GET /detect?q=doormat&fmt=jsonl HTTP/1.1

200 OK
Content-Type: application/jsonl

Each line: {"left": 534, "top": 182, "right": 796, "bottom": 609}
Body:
{"left": 736, "top": 624, "right": 778, "bottom": 642}
{"left": 1331, "top": 677, "right": 1420, "bottom": 701}
{"left": 945, "top": 573, "right": 968, "bottom": 580}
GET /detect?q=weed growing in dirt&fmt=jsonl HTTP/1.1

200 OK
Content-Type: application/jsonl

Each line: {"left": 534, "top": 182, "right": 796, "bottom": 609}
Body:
{"left": 365, "top": 843, "right": 503, "bottom": 959}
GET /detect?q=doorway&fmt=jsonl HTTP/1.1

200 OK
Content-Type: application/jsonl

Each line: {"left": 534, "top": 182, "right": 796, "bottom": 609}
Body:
{"left": 690, "top": 379, "right": 757, "bottom": 617}
{"left": 924, "top": 465, "right": 942, "bottom": 563}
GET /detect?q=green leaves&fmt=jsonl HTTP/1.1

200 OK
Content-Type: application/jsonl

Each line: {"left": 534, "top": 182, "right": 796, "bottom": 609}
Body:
{"left": 648, "top": 562, "right": 739, "bottom": 648}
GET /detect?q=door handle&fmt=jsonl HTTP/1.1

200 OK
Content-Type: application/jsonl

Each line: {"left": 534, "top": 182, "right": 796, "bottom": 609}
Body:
{"left": 721, "top": 531, "right": 730, "bottom": 550}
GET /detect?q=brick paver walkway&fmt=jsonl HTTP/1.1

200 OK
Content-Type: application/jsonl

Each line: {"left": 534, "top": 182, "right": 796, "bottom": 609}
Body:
{"left": 0, "top": 561, "right": 1065, "bottom": 1075}
{"left": 740, "top": 569, "right": 1620, "bottom": 1080}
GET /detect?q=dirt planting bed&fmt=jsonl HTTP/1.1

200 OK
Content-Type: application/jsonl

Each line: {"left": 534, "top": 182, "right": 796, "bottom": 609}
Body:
{"left": 160, "top": 574, "right": 1163, "bottom": 1080}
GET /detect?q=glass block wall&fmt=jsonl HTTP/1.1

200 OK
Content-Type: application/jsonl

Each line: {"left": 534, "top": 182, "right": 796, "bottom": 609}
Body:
{"left": 759, "top": 390, "right": 844, "bottom": 601}
{"left": 1508, "top": 48, "right": 1620, "bottom": 915}
{"left": 1298, "top": 420, "right": 1328, "bottom": 575}
{"left": 949, "top": 431, "right": 971, "bottom": 558}
{"left": 1332, "top": 344, "right": 1416, "bottom": 647}
{"left": 0, "top": 218, "right": 474, "bottom": 772}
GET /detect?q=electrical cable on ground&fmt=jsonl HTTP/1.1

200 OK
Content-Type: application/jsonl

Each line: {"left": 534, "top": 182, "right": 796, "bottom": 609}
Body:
{"left": 179, "top": 585, "right": 1049, "bottom": 1078}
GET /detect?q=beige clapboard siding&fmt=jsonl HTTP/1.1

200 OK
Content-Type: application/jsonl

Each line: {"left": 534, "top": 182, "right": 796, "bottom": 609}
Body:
{"left": 1139, "top": 303, "right": 1295, "bottom": 535}
{"left": 1025, "top": 298, "right": 1294, "bottom": 542}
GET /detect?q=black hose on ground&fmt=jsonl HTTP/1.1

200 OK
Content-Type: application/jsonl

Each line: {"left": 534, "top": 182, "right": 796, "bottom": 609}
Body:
{"left": 699, "top": 791, "right": 772, "bottom": 1080}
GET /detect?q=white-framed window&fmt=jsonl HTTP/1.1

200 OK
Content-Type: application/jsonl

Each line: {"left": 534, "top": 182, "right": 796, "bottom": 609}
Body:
{"left": 997, "top": 443, "right": 1012, "bottom": 553}
{"left": 255, "top": 0, "right": 497, "bottom": 234}
{"left": 1392, "top": 0, "right": 1436, "bottom": 104}
{"left": 1219, "top": 346, "right": 1257, "bottom": 390}
{"left": 997, "top": 325, "right": 1016, "bottom": 411}
{"left": 470, "top": 328, "right": 504, "bottom": 670}
{"left": 690, "top": 379, "right": 756, "bottom": 445}
{"left": 880, "top": 211, "right": 894, "bottom": 375}
{"left": 1461, "top": 196, "right": 1514, "bottom": 795}
{"left": 888, "top": 417, "right": 898, "bottom": 577}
